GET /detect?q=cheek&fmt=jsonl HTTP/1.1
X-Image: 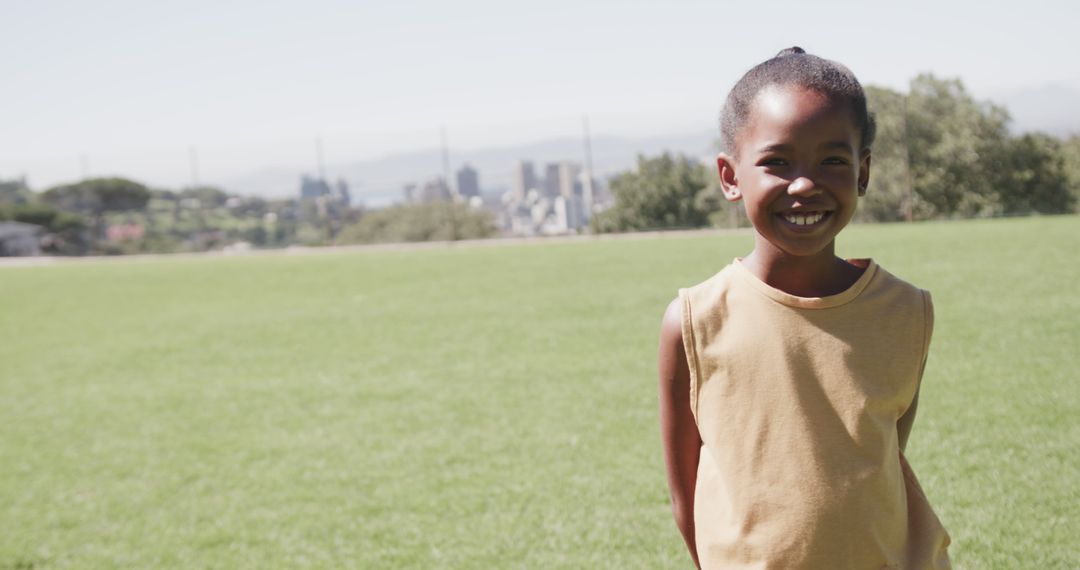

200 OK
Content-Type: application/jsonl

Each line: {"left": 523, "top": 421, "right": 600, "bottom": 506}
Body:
{"left": 822, "top": 166, "right": 858, "bottom": 182}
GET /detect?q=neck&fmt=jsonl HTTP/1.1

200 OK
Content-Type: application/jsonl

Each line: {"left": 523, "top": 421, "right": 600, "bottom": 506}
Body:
{"left": 741, "top": 240, "right": 863, "bottom": 298}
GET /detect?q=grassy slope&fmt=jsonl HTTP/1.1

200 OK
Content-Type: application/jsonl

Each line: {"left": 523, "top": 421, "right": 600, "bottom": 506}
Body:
{"left": 1, "top": 216, "right": 1077, "bottom": 569}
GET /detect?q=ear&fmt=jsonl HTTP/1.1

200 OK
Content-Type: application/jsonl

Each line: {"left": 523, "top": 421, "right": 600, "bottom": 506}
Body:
{"left": 857, "top": 149, "right": 871, "bottom": 197}
{"left": 717, "top": 153, "right": 741, "bottom": 202}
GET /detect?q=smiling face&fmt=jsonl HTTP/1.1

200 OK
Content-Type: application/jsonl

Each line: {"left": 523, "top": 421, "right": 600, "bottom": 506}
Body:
{"left": 718, "top": 84, "right": 870, "bottom": 260}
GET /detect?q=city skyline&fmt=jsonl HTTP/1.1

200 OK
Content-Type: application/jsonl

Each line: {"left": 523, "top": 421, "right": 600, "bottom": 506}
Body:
{"left": 4, "top": 0, "right": 1079, "bottom": 193}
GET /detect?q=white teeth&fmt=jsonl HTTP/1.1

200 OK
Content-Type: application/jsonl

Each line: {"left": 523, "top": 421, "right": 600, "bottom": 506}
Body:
{"left": 783, "top": 212, "right": 825, "bottom": 226}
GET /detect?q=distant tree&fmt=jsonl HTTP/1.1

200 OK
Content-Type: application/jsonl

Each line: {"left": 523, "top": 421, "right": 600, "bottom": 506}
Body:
{"left": 904, "top": 74, "right": 1012, "bottom": 218}
{"left": 42, "top": 177, "right": 150, "bottom": 245}
{"left": 336, "top": 202, "right": 496, "bottom": 245}
{"left": 179, "top": 185, "right": 229, "bottom": 208}
{"left": 44, "top": 211, "right": 90, "bottom": 254}
{"left": 228, "top": 195, "right": 268, "bottom": 218}
{"left": 243, "top": 225, "right": 269, "bottom": 246}
{"left": 693, "top": 162, "right": 743, "bottom": 228}
{"left": 995, "top": 133, "right": 1075, "bottom": 215}
{"left": 592, "top": 153, "right": 711, "bottom": 232}
{"left": 1060, "top": 135, "right": 1080, "bottom": 213}
{"left": 0, "top": 178, "right": 33, "bottom": 205}
{"left": 148, "top": 188, "right": 178, "bottom": 201}
{"left": 43, "top": 178, "right": 150, "bottom": 215}
{"left": 0, "top": 202, "right": 60, "bottom": 227}
{"left": 0, "top": 202, "right": 89, "bottom": 255}
{"left": 862, "top": 75, "right": 1077, "bottom": 221}
{"left": 862, "top": 86, "right": 914, "bottom": 222}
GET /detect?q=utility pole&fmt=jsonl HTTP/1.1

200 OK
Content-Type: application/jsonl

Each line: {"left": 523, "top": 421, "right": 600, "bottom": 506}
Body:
{"left": 441, "top": 126, "right": 458, "bottom": 240}
{"left": 582, "top": 114, "right": 595, "bottom": 219}
{"left": 315, "top": 136, "right": 333, "bottom": 242}
{"left": 440, "top": 126, "right": 453, "bottom": 198}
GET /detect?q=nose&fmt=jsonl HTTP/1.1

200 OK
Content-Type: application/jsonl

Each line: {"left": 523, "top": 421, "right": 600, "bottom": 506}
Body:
{"left": 787, "top": 176, "right": 821, "bottom": 197}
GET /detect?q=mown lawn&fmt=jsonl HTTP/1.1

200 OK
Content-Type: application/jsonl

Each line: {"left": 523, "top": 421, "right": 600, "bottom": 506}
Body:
{"left": 1, "top": 216, "right": 1077, "bottom": 569}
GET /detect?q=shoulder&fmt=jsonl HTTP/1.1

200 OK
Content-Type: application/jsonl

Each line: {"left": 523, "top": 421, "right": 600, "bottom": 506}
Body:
{"left": 678, "top": 262, "right": 740, "bottom": 317}
{"left": 658, "top": 296, "right": 693, "bottom": 414}
{"left": 868, "top": 262, "right": 924, "bottom": 294}
{"left": 662, "top": 262, "right": 739, "bottom": 348}
{"left": 862, "top": 262, "right": 931, "bottom": 310}
{"left": 659, "top": 297, "right": 684, "bottom": 348}
{"left": 862, "top": 262, "right": 935, "bottom": 348}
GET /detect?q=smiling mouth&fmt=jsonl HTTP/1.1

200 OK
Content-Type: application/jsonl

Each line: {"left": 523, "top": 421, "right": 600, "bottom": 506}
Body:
{"left": 779, "top": 211, "right": 831, "bottom": 227}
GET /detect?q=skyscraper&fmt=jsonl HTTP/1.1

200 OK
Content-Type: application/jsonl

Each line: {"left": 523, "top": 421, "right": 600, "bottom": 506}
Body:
{"left": 557, "top": 161, "right": 581, "bottom": 199}
{"left": 300, "top": 175, "right": 331, "bottom": 200}
{"left": 403, "top": 183, "right": 418, "bottom": 204}
{"left": 543, "top": 163, "right": 561, "bottom": 199}
{"left": 335, "top": 178, "right": 351, "bottom": 206}
{"left": 511, "top": 161, "right": 536, "bottom": 202}
{"left": 456, "top": 164, "right": 480, "bottom": 198}
{"left": 419, "top": 178, "right": 451, "bottom": 203}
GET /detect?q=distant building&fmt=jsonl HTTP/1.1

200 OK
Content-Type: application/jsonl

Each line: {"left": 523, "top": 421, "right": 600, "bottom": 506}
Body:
{"left": 543, "top": 163, "right": 561, "bottom": 199}
{"left": 557, "top": 161, "right": 582, "bottom": 199}
{"left": 106, "top": 223, "right": 145, "bottom": 242}
{"left": 300, "top": 175, "right": 331, "bottom": 200}
{"left": 335, "top": 179, "right": 351, "bottom": 206}
{"left": 511, "top": 161, "right": 536, "bottom": 202}
{"left": 419, "top": 178, "right": 451, "bottom": 203}
{"left": 403, "top": 183, "right": 418, "bottom": 204}
{"left": 0, "top": 221, "right": 43, "bottom": 256}
{"left": 456, "top": 164, "right": 480, "bottom": 198}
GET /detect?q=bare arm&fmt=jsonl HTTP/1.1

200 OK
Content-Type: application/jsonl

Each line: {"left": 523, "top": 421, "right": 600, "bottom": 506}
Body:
{"left": 897, "top": 386, "right": 920, "bottom": 453}
{"left": 900, "top": 291, "right": 933, "bottom": 454}
{"left": 658, "top": 297, "right": 702, "bottom": 569}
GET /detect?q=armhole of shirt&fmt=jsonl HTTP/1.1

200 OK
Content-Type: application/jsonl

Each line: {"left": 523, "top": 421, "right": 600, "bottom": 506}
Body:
{"left": 917, "top": 289, "right": 935, "bottom": 387}
{"left": 678, "top": 289, "right": 701, "bottom": 424}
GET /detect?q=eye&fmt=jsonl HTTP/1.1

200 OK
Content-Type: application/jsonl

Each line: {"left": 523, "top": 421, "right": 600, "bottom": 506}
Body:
{"left": 822, "top": 157, "right": 850, "bottom": 166}
{"left": 759, "top": 157, "right": 788, "bottom": 167}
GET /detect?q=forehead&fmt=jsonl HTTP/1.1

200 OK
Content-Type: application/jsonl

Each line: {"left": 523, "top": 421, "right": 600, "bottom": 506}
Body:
{"left": 738, "top": 85, "right": 858, "bottom": 151}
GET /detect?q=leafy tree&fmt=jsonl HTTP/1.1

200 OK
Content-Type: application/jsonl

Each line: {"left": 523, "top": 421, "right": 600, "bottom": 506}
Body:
{"left": 0, "top": 202, "right": 61, "bottom": 227}
{"left": 863, "top": 75, "right": 1076, "bottom": 221}
{"left": 996, "top": 133, "right": 1074, "bottom": 215}
{"left": 336, "top": 202, "right": 496, "bottom": 245}
{"left": 862, "top": 86, "right": 914, "bottom": 222}
{"left": 592, "top": 153, "right": 711, "bottom": 232}
{"left": 0, "top": 202, "right": 89, "bottom": 254}
{"left": 179, "top": 185, "right": 229, "bottom": 208}
{"left": 150, "top": 188, "right": 178, "bottom": 201}
{"left": 42, "top": 177, "right": 150, "bottom": 248}
{"left": 0, "top": 178, "right": 33, "bottom": 205}
{"left": 692, "top": 163, "right": 744, "bottom": 228}
{"left": 1060, "top": 135, "right": 1080, "bottom": 213}
{"left": 904, "top": 74, "right": 1012, "bottom": 218}
{"left": 43, "top": 177, "right": 150, "bottom": 216}
{"left": 228, "top": 196, "right": 268, "bottom": 218}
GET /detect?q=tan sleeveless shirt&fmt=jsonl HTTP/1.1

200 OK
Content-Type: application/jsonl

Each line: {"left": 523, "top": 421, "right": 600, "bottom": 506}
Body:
{"left": 680, "top": 259, "right": 950, "bottom": 569}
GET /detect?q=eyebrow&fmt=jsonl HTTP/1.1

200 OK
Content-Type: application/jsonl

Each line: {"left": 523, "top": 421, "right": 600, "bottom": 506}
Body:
{"left": 756, "top": 141, "right": 854, "bottom": 154}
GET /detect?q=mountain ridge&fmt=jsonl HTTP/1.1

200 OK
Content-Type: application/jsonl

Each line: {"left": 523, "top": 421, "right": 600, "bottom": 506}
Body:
{"left": 217, "top": 130, "right": 718, "bottom": 205}
{"left": 215, "top": 84, "right": 1080, "bottom": 207}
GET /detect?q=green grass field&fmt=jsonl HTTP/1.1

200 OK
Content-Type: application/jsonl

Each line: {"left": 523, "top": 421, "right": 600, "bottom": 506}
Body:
{"left": 2, "top": 216, "right": 1078, "bottom": 569}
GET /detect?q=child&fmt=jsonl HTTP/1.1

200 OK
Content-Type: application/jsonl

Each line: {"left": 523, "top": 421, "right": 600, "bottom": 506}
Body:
{"left": 658, "top": 47, "right": 951, "bottom": 569}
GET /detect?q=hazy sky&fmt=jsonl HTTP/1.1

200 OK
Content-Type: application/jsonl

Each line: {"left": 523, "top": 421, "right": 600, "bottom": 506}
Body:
{"left": 4, "top": 0, "right": 1079, "bottom": 191}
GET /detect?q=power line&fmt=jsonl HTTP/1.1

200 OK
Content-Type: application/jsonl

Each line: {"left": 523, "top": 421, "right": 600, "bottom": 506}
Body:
{"left": 440, "top": 126, "right": 453, "bottom": 197}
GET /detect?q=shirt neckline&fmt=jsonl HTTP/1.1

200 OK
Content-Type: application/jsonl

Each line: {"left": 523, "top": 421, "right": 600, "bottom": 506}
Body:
{"left": 731, "top": 257, "right": 878, "bottom": 309}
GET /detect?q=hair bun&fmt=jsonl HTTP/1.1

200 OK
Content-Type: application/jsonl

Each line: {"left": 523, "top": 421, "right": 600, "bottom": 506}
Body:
{"left": 776, "top": 46, "right": 806, "bottom": 57}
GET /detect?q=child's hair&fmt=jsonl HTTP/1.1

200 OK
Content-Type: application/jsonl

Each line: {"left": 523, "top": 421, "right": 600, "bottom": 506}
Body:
{"left": 719, "top": 46, "right": 876, "bottom": 156}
